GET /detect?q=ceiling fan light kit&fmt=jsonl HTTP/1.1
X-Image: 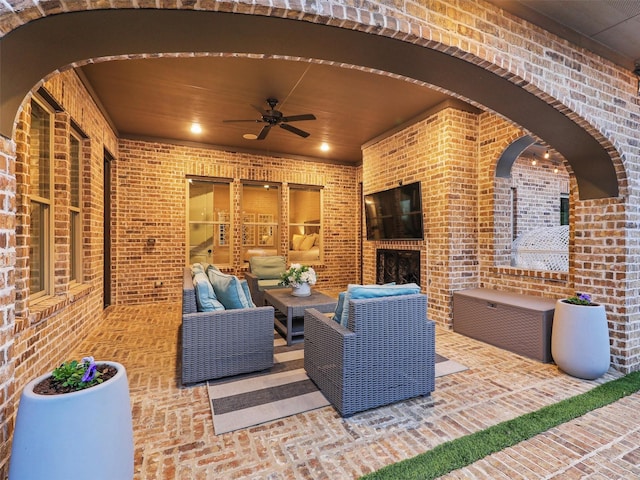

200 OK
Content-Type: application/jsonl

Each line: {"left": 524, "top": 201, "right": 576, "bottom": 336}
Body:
{"left": 223, "top": 98, "right": 316, "bottom": 140}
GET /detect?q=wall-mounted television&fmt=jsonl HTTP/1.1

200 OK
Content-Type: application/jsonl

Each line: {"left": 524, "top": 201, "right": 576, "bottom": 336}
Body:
{"left": 364, "top": 182, "right": 424, "bottom": 240}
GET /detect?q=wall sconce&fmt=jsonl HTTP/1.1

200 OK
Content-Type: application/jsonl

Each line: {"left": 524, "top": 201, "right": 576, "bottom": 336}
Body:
{"left": 544, "top": 150, "right": 550, "bottom": 159}
{"left": 634, "top": 64, "right": 640, "bottom": 96}
{"left": 531, "top": 155, "right": 537, "bottom": 166}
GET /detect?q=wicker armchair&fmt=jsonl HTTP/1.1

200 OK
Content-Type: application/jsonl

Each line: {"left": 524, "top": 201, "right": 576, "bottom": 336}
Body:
{"left": 244, "top": 255, "right": 286, "bottom": 306}
{"left": 304, "top": 293, "right": 434, "bottom": 416}
{"left": 181, "top": 268, "right": 274, "bottom": 384}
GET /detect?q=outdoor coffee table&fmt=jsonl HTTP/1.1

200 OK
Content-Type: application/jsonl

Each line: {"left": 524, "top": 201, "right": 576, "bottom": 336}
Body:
{"left": 264, "top": 288, "right": 337, "bottom": 346}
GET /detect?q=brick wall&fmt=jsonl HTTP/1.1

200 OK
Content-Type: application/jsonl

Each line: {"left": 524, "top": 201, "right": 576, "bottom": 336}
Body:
{"left": 7, "top": 70, "right": 117, "bottom": 477}
{"left": 114, "top": 140, "right": 360, "bottom": 305}
{"left": 363, "top": 105, "right": 479, "bottom": 326}
{"left": 511, "top": 156, "right": 569, "bottom": 235}
{"left": 0, "top": 133, "right": 15, "bottom": 480}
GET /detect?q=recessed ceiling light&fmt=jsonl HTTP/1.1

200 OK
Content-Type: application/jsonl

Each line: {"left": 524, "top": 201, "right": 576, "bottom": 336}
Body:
{"left": 190, "top": 123, "right": 202, "bottom": 134}
{"left": 320, "top": 142, "right": 330, "bottom": 152}
{"left": 243, "top": 133, "right": 258, "bottom": 140}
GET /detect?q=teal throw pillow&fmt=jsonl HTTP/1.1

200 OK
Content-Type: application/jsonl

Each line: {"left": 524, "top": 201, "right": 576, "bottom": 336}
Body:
{"left": 240, "top": 279, "right": 256, "bottom": 308}
{"left": 207, "top": 268, "right": 252, "bottom": 309}
{"left": 339, "top": 287, "right": 356, "bottom": 327}
{"left": 349, "top": 283, "right": 420, "bottom": 299}
{"left": 333, "top": 291, "right": 346, "bottom": 325}
{"left": 249, "top": 256, "right": 286, "bottom": 279}
{"left": 191, "top": 263, "right": 205, "bottom": 276}
{"left": 192, "top": 271, "right": 225, "bottom": 312}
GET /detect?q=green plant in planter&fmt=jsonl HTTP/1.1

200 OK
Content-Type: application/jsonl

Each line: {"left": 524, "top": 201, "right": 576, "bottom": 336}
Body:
{"left": 10, "top": 358, "right": 133, "bottom": 480}
{"left": 564, "top": 293, "right": 595, "bottom": 306}
{"left": 51, "top": 356, "right": 103, "bottom": 391}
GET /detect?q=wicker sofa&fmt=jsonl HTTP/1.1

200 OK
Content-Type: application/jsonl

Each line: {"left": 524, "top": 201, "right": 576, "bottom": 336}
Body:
{"left": 304, "top": 293, "right": 434, "bottom": 416}
{"left": 181, "top": 268, "right": 275, "bottom": 384}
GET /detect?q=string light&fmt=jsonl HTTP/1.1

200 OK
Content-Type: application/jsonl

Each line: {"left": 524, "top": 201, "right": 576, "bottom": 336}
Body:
{"left": 544, "top": 150, "right": 550, "bottom": 159}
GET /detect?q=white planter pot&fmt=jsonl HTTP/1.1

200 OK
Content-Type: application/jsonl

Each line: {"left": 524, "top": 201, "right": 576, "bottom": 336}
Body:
{"left": 291, "top": 282, "right": 311, "bottom": 297}
{"left": 9, "top": 361, "right": 134, "bottom": 480}
{"left": 551, "top": 300, "right": 610, "bottom": 380}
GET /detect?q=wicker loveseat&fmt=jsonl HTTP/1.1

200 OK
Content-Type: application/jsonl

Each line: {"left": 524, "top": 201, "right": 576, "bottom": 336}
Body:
{"left": 181, "top": 268, "right": 274, "bottom": 384}
{"left": 304, "top": 293, "right": 435, "bottom": 416}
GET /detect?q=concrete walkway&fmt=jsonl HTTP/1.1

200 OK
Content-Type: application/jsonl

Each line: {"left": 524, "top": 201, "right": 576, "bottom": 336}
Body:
{"left": 69, "top": 303, "right": 640, "bottom": 479}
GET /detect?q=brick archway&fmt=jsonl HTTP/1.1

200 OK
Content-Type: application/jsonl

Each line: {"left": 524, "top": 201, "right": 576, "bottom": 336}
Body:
{"left": 0, "top": 9, "right": 623, "bottom": 200}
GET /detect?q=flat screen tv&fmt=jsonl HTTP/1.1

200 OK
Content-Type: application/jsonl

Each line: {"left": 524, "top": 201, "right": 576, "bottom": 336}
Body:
{"left": 364, "top": 182, "right": 424, "bottom": 240}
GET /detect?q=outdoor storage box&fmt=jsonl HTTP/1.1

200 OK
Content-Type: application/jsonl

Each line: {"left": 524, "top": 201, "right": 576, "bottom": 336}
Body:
{"left": 453, "top": 288, "right": 556, "bottom": 362}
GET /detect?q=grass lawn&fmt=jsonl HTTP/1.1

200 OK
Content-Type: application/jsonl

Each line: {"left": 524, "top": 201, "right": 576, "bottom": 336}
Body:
{"left": 362, "top": 371, "right": 640, "bottom": 480}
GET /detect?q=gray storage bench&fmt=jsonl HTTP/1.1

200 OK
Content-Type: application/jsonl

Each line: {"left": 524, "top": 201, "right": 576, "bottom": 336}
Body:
{"left": 453, "top": 288, "right": 556, "bottom": 362}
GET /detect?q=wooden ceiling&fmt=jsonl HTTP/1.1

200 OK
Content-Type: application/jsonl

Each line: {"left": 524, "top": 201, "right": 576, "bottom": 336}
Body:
{"left": 80, "top": 57, "right": 456, "bottom": 164}
{"left": 72, "top": 2, "right": 640, "bottom": 171}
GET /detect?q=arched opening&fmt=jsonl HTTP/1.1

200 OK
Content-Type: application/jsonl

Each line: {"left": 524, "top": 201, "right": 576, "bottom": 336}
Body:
{"left": 1, "top": 9, "right": 620, "bottom": 199}
{"left": 494, "top": 137, "right": 571, "bottom": 272}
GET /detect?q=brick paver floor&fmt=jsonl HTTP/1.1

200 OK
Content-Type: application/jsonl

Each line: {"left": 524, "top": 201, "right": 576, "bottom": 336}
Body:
{"left": 68, "top": 303, "right": 640, "bottom": 479}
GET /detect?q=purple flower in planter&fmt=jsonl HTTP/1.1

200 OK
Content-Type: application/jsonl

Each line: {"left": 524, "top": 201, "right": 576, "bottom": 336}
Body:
{"left": 81, "top": 356, "right": 97, "bottom": 383}
{"left": 565, "top": 292, "right": 594, "bottom": 306}
{"left": 578, "top": 293, "right": 591, "bottom": 303}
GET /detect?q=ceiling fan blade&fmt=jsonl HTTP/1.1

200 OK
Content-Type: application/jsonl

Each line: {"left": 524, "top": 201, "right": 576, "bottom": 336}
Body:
{"left": 257, "top": 124, "right": 272, "bottom": 140}
{"left": 281, "top": 114, "right": 316, "bottom": 122}
{"left": 222, "top": 119, "right": 262, "bottom": 123}
{"left": 279, "top": 123, "right": 310, "bottom": 138}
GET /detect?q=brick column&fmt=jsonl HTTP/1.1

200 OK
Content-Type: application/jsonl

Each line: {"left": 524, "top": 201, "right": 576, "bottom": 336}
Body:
{"left": 0, "top": 133, "right": 17, "bottom": 478}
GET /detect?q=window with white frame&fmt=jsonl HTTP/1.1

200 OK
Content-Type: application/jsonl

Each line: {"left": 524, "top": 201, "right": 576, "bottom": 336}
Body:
{"left": 289, "top": 185, "right": 322, "bottom": 263}
{"left": 29, "top": 99, "right": 53, "bottom": 297}
{"left": 187, "top": 179, "right": 232, "bottom": 266}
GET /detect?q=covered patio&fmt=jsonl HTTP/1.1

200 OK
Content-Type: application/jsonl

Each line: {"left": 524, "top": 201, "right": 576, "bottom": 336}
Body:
{"left": 76, "top": 302, "right": 638, "bottom": 479}
{"left": 3, "top": 2, "right": 640, "bottom": 477}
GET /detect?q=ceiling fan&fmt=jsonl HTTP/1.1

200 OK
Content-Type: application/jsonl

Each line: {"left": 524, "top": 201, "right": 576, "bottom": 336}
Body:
{"left": 223, "top": 98, "right": 316, "bottom": 140}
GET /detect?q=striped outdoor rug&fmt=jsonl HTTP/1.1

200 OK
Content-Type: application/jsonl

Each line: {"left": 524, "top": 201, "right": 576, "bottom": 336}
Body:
{"left": 208, "top": 335, "right": 467, "bottom": 434}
